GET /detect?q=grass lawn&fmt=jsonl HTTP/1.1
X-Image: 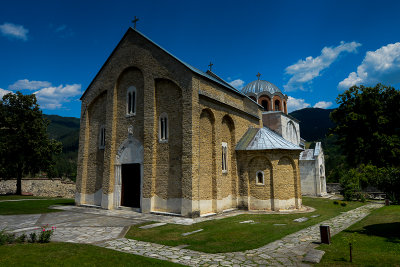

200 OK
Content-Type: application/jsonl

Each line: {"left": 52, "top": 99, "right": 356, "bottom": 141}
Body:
{"left": 0, "top": 195, "right": 49, "bottom": 200}
{"left": 0, "top": 197, "right": 74, "bottom": 215}
{"left": 126, "top": 197, "right": 365, "bottom": 253}
{"left": 317, "top": 205, "right": 400, "bottom": 267}
{"left": 0, "top": 242, "right": 181, "bottom": 266}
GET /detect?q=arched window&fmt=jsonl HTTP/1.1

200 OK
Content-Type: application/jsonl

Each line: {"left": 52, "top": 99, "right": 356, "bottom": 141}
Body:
{"left": 99, "top": 125, "right": 106, "bottom": 149}
{"left": 222, "top": 142, "right": 228, "bottom": 173}
{"left": 256, "top": 170, "right": 264, "bottom": 185}
{"left": 159, "top": 113, "right": 168, "bottom": 142}
{"left": 126, "top": 86, "right": 136, "bottom": 116}
{"left": 286, "top": 121, "right": 298, "bottom": 145}
{"left": 274, "top": 100, "right": 280, "bottom": 111}
{"left": 261, "top": 100, "right": 269, "bottom": 111}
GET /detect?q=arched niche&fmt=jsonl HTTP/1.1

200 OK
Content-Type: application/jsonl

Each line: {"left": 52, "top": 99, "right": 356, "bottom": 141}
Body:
{"left": 199, "top": 108, "right": 216, "bottom": 214}
{"left": 286, "top": 121, "right": 298, "bottom": 145}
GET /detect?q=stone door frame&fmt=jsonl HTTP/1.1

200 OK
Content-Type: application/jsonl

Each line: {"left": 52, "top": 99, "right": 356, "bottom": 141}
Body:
{"left": 114, "top": 134, "right": 144, "bottom": 210}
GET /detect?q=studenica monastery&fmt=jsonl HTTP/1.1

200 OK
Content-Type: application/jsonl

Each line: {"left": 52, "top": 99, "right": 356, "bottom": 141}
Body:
{"left": 75, "top": 27, "right": 326, "bottom": 217}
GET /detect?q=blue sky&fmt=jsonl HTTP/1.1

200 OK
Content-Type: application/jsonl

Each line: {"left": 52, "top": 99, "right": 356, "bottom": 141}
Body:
{"left": 1, "top": 0, "right": 400, "bottom": 118}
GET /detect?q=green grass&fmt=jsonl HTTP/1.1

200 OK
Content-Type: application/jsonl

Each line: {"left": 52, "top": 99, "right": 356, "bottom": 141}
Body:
{"left": 0, "top": 198, "right": 74, "bottom": 215}
{"left": 0, "top": 195, "right": 49, "bottom": 200}
{"left": 125, "top": 197, "right": 365, "bottom": 253}
{"left": 0, "top": 242, "right": 181, "bottom": 266}
{"left": 317, "top": 205, "right": 400, "bottom": 266}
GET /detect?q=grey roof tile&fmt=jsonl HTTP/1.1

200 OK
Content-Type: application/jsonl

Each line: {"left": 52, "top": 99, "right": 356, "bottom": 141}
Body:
{"left": 236, "top": 127, "right": 303, "bottom": 151}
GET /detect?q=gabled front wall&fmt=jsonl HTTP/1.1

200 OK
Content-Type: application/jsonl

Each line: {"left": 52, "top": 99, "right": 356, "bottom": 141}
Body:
{"left": 76, "top": 29, "right": 195, "bottom": 214}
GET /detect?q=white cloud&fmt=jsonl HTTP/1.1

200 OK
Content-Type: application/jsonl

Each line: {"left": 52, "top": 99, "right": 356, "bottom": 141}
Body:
{"left": 338, "top": 42, "right": 400, "bottom": 90}
{"left": 313, "top": 101, "right": 333, "bottom": 109}
{"left": 55, "top": 24, "right": 67, "bottom": 32}
{"left": 229, "top": 79, "right": 245, "bottom": 89}
{"left": 9, "top": 79, "right": 52, "bottom": 90}
{"left": 34, "top": 84, "right": 81, "bottom": 109}
{"left": 0, "top": 22, "right": 28, "bottom": 41}
{"left": 284, "top": 41, "right": 361, "bottom": 91}
{"left": 287, "top": 96, "right": 310, "bottom": 112}
{"left": 0, "top": 88, "right": 13, "bottom": 99}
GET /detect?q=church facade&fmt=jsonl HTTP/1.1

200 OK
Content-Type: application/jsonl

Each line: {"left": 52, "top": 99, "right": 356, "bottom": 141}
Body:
{"left": 75, "top": 28, "right": 303, "bottom": 217}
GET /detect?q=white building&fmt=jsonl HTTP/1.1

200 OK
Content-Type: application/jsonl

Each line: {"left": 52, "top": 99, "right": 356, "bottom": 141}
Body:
{"left": 299, "top": 142, "right": 327, "bottom": 196}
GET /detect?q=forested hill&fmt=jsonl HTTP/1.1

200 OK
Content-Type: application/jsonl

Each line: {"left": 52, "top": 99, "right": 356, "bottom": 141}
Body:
{"left": 44, "top": 114, "right": 80, "bottom": 153}
{"left": 289, "top": 108, "right": 335, "bottom": 141}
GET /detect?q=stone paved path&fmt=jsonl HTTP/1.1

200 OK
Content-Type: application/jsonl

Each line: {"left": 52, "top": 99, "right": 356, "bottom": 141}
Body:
{"left": 98, "top": 203, "right": 383, "bottom": 266}
{"left": 0, "top": 211, "right": 147, "bottom": 244}
{"left": 0, "top": 202, "right": 383, "bottom": 266}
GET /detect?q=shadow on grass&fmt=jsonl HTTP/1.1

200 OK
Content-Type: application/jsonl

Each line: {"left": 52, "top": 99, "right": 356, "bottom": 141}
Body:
{"left": 347, "top": 222, "right": 400, "bottom": 243}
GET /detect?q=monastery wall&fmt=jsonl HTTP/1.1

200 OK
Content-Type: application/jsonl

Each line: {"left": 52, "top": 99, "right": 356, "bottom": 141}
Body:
{"left": 0, "top": 178, "right": 75, "bottom": 198}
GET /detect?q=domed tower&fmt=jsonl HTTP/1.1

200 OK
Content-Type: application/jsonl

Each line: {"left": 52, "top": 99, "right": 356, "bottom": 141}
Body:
{"left": 241, "top": 73, "right": 288, "bottom": 114}
{"left": 241, "top": 73, "right": 300, "bottom": 146}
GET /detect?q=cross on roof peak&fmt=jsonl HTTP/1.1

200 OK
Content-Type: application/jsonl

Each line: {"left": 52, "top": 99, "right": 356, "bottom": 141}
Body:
{"left": 208, "top": 62, "right": 213, "bottom": 71}
{"left": 132, "top": 16, "right": 139, "bottom": 29}
{"left": 256, "top": 72, "right": 261, "bottom": 80}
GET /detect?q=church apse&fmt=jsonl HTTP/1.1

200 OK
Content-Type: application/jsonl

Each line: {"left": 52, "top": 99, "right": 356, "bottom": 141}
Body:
{"left": 248, "top": 156, "right": 274, "bottom": 210}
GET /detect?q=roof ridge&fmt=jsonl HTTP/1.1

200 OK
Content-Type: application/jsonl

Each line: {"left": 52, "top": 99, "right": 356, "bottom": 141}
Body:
{"left": 130, "top": 28, "right": 246, "bottom": 96}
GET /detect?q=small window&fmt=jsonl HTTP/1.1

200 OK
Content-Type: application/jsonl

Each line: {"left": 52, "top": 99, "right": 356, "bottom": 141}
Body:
{"left": 126, "top": 86, "right": 136, "bottom": 116}
{"left": 222, "top": 142, "right": 228, "bottom": 173}
{"left": 256, "top": 171, "right": 264, "bottom": 185}
{"left": 99, "top": 125, "right": 106, "bottom": 149}
{"left": 261, "top": 100, "right": 269, "bottom": 111}
{"left": 159, "top": 113, "right": 168, "bottom": 142}
{"left": 274, "top": 100, "right": 280, "bottom": 111}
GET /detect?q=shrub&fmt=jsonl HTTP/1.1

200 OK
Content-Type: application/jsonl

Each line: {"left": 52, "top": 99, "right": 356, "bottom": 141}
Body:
{"left": 29, "top": 232, "right": 37, "bottom": 243}
{"left": 333, "top": 200, "right": 339, "bottom": 205}
{"left": 38, "top": 225, "right": 55, "bottom": 243}
{"left": 341, "top": 202, "right": 347, "bottom": 207}
{"left": 0, "top": 229, "right": 7, "bottom": 246}
{"left": 16, "top": 234, "right": 26, "bottom": 243}
{"left": 6, "top": 233, "right": 15, "bottom": 244}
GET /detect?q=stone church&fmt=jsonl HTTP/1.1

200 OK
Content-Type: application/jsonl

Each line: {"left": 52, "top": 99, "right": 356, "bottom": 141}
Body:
{"left": 75, "top": 27, "right": 304, "bottom": 217}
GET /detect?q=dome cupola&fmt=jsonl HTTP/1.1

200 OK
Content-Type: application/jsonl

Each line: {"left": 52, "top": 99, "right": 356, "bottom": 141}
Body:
{"left": 241, "top": 73, "right": 288, "bottom": 114}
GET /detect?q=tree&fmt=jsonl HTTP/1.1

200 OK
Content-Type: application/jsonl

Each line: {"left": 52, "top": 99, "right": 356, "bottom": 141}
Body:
{"left": 330, "top": 84, "right": 400, "bottom": 168}
{"left": 0, "top": 92, "right": 62, "bottom": 194}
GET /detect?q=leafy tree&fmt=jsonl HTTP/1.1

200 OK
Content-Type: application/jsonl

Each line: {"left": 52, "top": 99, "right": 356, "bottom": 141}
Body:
{"left": 330, "top": 84, "right": 400, "bottom": 167}
{"left": 0, "top": 92, "right": 62, "bottom": 194}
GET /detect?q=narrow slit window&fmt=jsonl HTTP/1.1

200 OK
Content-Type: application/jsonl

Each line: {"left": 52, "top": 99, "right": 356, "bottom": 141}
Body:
{"left": 99, "top": 125, "right": 106, "bottom": 149}
{"left": 159, "top": 113, "right": 168, "bottom": 142}
{"left": 222, "top": 142, "right": 228, "bottom": 172}
{"left": 256, "top": 171, "right": 264, "bottom": 185}
{"left": 126, "top": 86, "right": 136, "bottom": 115}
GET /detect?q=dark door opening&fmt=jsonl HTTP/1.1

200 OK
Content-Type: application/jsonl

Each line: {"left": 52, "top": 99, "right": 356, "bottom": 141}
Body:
{"left": 121, "top": 163, "right": 141, "bottom": 208}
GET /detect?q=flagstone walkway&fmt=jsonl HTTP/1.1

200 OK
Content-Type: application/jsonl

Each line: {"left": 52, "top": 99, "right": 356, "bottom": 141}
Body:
{"left": 0, "top": 202, "right": 383, "bottom": 266}
{"left": 98, "top": 203, "right": 383, "bottom": 266}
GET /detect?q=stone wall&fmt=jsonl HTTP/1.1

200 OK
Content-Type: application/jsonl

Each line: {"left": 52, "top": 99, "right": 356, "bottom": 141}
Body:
{"left": 327, "top": 183, "right": 341, "bottom": 193}
{"left": 0, "top": 178, "right": 75, "bottom": 198}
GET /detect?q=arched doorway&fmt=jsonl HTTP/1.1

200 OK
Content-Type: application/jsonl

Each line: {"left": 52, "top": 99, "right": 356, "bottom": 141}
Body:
{"left": 114, "top": 134, "right": 144, "bottom": 209}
